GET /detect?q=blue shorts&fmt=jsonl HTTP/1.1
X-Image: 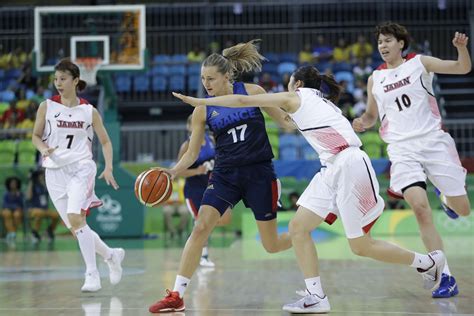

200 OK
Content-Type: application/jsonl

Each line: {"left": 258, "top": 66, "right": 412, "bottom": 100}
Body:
{"left": 184, "top": 186, "right": 206, "bottom": 218}
{"left": 201, "top": 161, "right": 279, "bottom": 221}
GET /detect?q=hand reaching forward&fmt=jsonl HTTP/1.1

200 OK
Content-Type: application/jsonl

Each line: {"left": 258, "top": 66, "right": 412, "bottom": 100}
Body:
{"left": 172, "top": 92, "right": 204, "bottom": 107}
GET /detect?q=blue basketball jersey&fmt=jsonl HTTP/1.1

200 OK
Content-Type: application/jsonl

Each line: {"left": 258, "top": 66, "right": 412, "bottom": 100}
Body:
{"left": 185, "top": 133, "right": 215, "bottom": 192}
{"left": 206, "top": 82, "right": 273, "bottom": 168}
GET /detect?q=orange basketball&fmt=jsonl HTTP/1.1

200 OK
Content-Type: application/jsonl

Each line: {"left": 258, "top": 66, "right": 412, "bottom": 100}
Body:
{"left": 134, "top": 169, "right": 173, "bottom": 206}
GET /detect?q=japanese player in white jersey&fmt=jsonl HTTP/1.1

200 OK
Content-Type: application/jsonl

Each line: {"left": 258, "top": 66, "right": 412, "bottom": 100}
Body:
{"left": 32, "top": 59, "right": 125, "bottom": 293}
{"left": 173, "top": 65, "right": 446, "bottom": 314}
{"left": 353, "top": 22, "right": 471, "bottom": 298}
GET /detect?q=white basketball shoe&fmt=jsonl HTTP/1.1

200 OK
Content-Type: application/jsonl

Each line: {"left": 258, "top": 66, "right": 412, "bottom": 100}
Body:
{"left": 282, "top": 293, "right": 330, "bottom": 314}
{"left": 418, "top": 250, "right": 445, "bottom": 290}
{"left": 105, "top": 248, "right": 125, "bottom": 285}
{"left": 81, "top": 270, "right": 101, "bottom": 292}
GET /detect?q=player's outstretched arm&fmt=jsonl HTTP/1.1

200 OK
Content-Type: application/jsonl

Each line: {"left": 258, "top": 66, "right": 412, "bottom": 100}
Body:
{"left": 172, "top": 91, "right": 298, "bottom": 112}
{"left": 421, "top": 32, "right": 471, "bottom": 75}
{"left": 92, "top": 108, "right": 119, "bottom": 190}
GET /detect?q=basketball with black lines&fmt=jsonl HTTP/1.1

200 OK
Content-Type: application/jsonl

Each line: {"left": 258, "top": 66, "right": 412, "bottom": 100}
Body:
{"left": 134, "top": 169, "right": 173, "bottom": 206}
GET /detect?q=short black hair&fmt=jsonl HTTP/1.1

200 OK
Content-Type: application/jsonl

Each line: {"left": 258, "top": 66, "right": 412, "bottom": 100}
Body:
{"left": 5, "top": 176, "right": 21, "bottom": 190}
{"left": 375, "top": 21, "right": 411, "bottom": 52}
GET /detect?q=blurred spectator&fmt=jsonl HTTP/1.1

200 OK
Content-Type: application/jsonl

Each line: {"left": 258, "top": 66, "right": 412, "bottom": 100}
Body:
{"left": 387, "top": 195, "right": 406, "bottom": 210}
{"left": 298, "top": 43, "right": 314, "bottom": 64}
{"left": 30, "top": 86, "right": 49, "bottom": 104}
{"left": 259, "top": 72, "right": 277, "bottom": 93}
{"left": 8, "top": 47, "right": 28, "bottom": 69}
{"left": 352, "top": 58, "right": 373, "bottom": 82}
{"left": 338, "top": 81, "right": 355, "bottom": 121}
{"left": 312, "top": 35, "right": 333, "bottom": 63}
{"left": 17, "top": 61, "right": 38, "bottom": 90}
{"left": 287, "top": 191, "right": 300, "bottom": 211}
{"left": 17, "top": 101, "right": 38, "bottom": 138}
{"left": 351, "top": 35, "right": 373, "bottom": 63}
{"left": 353, "top": 90, "right": 368, "bottom": 118}
{"left": 208, "top": 41, "right": 220, "bottom": 55}
{"left": 1, "top": 100, "right": 25, "bottom": 127}
{"left": 333, "top": 38, "right": 351, "bottom": 63}
{"left": 187, "top": 44, "right": 206, "bottom": 63}
{"left": 276, "top": 73, "right": 291, "bottom": 92}
{"left": 27, "top": 169, "right": 59, "bottom": 244}
{"left": 0, "top": 44, "right": 9, "bottom": 69}
{"left": 162, "top": 178, "right": 190, "bottom": 239}
{"left": 1, "top": 176, "right": 24, "bottom": 244}
{"left": 16, "top": 89, "right": 30, "bottom": 110}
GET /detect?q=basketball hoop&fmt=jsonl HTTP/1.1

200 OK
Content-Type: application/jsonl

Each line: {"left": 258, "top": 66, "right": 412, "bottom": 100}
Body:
{"left": 76, "top": 57, "right": 102, "bottom": 87}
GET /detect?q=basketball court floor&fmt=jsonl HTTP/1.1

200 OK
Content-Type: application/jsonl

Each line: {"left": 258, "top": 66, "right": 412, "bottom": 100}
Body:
{"left": 0, "top": 234, "right": 473, "bottom": 316}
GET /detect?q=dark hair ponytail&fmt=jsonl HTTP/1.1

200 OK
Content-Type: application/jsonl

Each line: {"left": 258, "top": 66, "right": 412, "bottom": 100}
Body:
{"left": 54, "top": 58, "right": 88, "bottom": 92}
{"left": 77, "top": 79, "right": 87, "bottom": 92}
{"left": 292, "top": 66, "right": 342, "bottom": 103}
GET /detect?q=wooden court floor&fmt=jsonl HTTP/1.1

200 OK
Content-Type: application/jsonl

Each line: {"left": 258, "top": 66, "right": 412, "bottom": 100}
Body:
{"left": 0, "top": 235, "right": 473, "bottom": 316}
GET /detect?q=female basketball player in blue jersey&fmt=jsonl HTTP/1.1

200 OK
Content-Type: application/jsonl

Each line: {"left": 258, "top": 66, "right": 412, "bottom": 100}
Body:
{"left": 173, "top": 65, "right": 446, "bottom": 313}
{"left": 32, "top": 59, "right": 125, "bottom": 293}
{"left": 176, "top": 114, "right": 232, "bottom": 267}
{"left": 149, "top": 40, "right": 294, "bottom": 313}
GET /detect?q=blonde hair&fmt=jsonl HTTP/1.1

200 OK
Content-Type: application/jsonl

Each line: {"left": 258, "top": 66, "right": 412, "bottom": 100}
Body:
{"left": 202, "top": 39, "right": 265, "bottom": 81}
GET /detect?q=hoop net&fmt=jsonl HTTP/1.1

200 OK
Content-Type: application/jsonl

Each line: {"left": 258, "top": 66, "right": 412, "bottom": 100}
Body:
{"left": 76, "top": 57, "right": 102, "bottom": 87}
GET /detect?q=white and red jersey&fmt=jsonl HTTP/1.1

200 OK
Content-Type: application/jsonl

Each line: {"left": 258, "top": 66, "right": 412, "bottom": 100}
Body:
{"left": 372, "top": 54, "right": 442, "bottom": 143}
{"left": 42, "top": 95, "right": 94, "bottom": 169}
{"left": 290, "top": 88, "right": 362, "bottom": 164}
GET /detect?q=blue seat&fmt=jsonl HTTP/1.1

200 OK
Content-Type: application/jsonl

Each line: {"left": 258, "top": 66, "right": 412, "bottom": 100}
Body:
{"left": 262, "top": 62, "right": 278, "bottom": 75}
{"left": 169, "top": 75, "right": 185, "bottom": 91}
{"left": 5, "top": 68, "right": 21, "bottom": 80}
{"left": 279, "top": 133, "right": 301, "bottom": 160}
{"left": 302, "top": 143, "right": 318, "bottom": 160}
{"left": 0, "top": 90, "right": 16, "bottom": 102}
{"left": 188, "top": 75, "right": 200, "bottom": 92}
{"left": 315, "top": 61, "right": 332, "bottom": 73}
{"left": 152, "top": 76, "right": 167, "bottom": 92}
{"left": 169, "top": 65, "right": 186, "bottom": 76}
{"left": 334, "top": 71, "right": 355, "bottom": 93}
{"left": 46, "top": 57, "right": 58, "bottom": 65}
{"left": 134, "top": 74, "right": 150, "bottom": 92}
{"left": 265, "top": 53, "right": 280, "bottom": 64}
{"left": 277, "top": 62, "right": 297, "bottom": 76}
{"left": 0, "top": 69, "right": 4, "bottom": 79}
{"left": 187, "top": 63, "right": 201, "bottom": 76}
{"left": 26, "top": 89, "right": 35, "bottom": 99}
{"left": 151, "top": 65, "right": 170, "bottom": 76}
{"left": 279, "top": 52, "right": 298, "bottom": 63}
{"left": 153, "top": 54, "right": 171, "bottom": 64}
{"left": 115, "top": 74, "right": 132, "bottom": 93}
{"left": 170, "top": 54, "right": 188, "bottom": 64}
{"left": 332, "top": 62, "right": 352, "bottom": 73}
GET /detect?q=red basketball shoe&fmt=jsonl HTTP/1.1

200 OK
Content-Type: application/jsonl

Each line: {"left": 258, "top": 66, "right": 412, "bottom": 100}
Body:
{"left": 149, "top": 290, "right": 185, "bottom": 313}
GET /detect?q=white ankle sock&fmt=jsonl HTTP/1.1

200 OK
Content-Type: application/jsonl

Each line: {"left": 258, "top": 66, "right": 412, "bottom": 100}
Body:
{"left": 75, "top": 225, "right": 97, "bottom": 274}
{"left": 410, "top": 252, "right": 433, "bottom": 270}
{"left": 304, "top": 276, "right": 324, "bottom": 297}
{"left": 443, "top": 259, "right": 451, "bottom": 275}
{"left": 173, "top": 275, "right": 190, "bottom": 298}
{"left": 92, "top": 231, "right": 113, "bottom": 260}
{"left": 202, "top": 246, "right": 209, "bottom": 258}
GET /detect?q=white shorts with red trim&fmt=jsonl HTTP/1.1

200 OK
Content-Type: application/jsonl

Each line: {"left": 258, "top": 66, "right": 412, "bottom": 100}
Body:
{"left": 297, "top": 147, "right": 384, "bottom": 239}
{"left": 387, "top": 130, "right": 467, "bottom": 197}
{"left": 45, "top": 159, "right": 102, "bottom": 228}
